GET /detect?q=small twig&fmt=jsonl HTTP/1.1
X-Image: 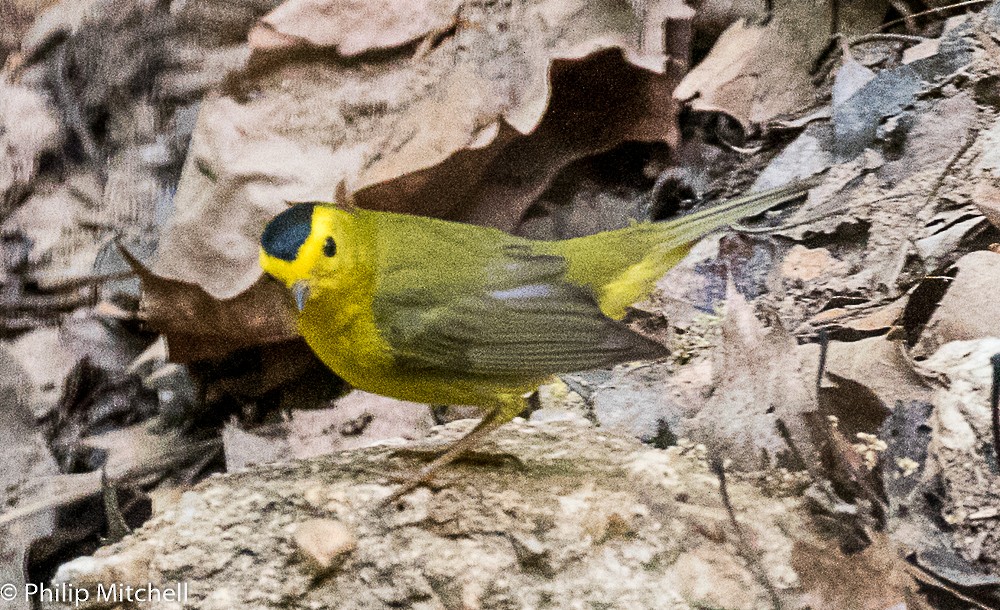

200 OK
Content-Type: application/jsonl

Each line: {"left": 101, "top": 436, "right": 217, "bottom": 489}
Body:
{"left": 0, "top": 291, "right": 94, "bottom": 313}
{"left": 414, "top": 4, "right": 462, "bottom": 58}
{"left": 848, "top": 32, "right": 927, "bottom": 46}
{"left": 815, "top": 328, "right": 829, "bottom": 395}
{"left": 811, "top": 32, "right": 925, "bottom": 83}
{"left": 52, "top": 41, "right": 106, "bottom": 182}
{"left": 812, "top": 36, "right": 843, "bottom": 83}
{"left": 920, "top": 132, "right": 977, "bottom": 214}
{"left": 888, "top": 0, "right": 918, "bottom": 33}
{"left": 990, "top": 354, "right": 1000, "bottom": 468}
{"left": 903, "top": 562, "right": 995, "bottom": 610}
{"left": 710, "top": 458, "right": 783, "bottom": 610}
{"left": 879, "top": 0, "right": 990, "bottom": 33}
{"left": 716, "top": 138, "right": 763, "bottom": 155}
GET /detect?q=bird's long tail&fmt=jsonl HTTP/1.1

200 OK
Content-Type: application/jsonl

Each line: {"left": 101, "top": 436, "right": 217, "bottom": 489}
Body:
{"left": 566, "top": 176, "right": 820, "bottom": 319}
{"left": 650, "top": 176, "right": 821, "bottom": 251}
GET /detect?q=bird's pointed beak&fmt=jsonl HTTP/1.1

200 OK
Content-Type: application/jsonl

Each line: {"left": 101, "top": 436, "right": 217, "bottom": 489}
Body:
{"left": 292, "top": 280, "right": 310, "bottom": 312}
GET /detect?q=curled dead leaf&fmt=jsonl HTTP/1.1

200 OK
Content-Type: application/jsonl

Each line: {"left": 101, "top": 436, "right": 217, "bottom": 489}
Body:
{"left": 249, "top": 0, "right": 463, "bottom": 55}
{"left": 119, "top": 245, "right": 296, "bottom": 362}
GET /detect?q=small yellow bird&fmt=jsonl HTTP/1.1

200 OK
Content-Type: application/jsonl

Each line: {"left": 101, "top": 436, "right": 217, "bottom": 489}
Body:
{"left": 259, "top": 181, "right": 813, "bottom": 501}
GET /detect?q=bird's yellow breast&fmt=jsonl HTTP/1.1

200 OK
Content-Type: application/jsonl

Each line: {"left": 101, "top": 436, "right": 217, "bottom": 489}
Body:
{"left": 296, "top": 228, "right": 540, "bottom": 409}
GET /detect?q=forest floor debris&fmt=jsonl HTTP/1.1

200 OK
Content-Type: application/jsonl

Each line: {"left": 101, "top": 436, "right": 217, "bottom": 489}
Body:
{"left": 3, "top": 0, "right": 1000, "bottom": 608}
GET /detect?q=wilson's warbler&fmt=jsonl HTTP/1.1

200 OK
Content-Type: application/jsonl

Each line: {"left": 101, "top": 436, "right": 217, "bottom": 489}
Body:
{"left": 259, "top": 181, "right": 814, "bottom": 501}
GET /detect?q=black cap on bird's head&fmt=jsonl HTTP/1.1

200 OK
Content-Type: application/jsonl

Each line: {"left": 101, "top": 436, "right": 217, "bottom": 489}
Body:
{"left": 260, "top": 202, "right": 317, "bottom": 262}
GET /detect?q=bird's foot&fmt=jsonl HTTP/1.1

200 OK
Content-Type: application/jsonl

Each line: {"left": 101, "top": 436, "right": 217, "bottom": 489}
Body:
{"left": 378, "top": 396, "right": 528, "bottom": 510}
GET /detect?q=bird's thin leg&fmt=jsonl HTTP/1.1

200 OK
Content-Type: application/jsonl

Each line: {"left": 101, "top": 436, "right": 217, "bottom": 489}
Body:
{"left": 379, "top": 395, "right": 524, "bottom": 507}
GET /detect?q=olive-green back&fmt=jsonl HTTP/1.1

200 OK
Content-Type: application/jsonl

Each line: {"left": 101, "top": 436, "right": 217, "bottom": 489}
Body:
{"left": 364, "top": 211, "right": 665, "bottom": 380}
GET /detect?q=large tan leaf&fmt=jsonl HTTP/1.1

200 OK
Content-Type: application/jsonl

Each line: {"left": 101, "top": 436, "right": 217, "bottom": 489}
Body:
{"left": 683, "top": 289, "right": 820, "bottom": 468}
{"left": 148, "top": 0, "right": 693, "bottom": 359}
{"left": 913, "top": 252, "right": 1000, "bottom": 358}
{"left": 249, "top": 0, "right": 463, "bottom": 54}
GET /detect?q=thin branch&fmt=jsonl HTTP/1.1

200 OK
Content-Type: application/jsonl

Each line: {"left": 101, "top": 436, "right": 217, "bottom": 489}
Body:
{"left": 848, "top": 33, "right": 927, "bottom": 46}
{"left": 710, "top": 458, "right": 783, "bottom": 610}
{"left": 990, "top": 353, "right": 1000, "bottom": 469}
{"left": 815, "top": 328, "right": 829, "bottom": 395}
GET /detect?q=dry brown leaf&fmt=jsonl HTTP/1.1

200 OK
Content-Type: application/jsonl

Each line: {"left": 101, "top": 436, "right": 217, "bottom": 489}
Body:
{"left": 913, "top": 251, "right": 1000, "bottom": 358}
{"left": 780, "top": 245, "right": 846, "bottom": 282}
{"left": 971, "top": 116, "right": 1000, "bottom": 229}
{"left": 122, "top": 247, "right": 297, "bottom": 362}
{"left": 201, "top": 338, "right": 331, "bottom": 403}
{"left": 878, "top": 92, "right": 978, "bottom": 190}
{"left": 674, "top": 0, "right": 888, "bottom": 127}
{"left": 223, "top": 391, "right": 433, "bottom": 470}
{"left": 824, "top": 336, "right": 933, "bottom": 412}
{"left": 794, "top": 534, "right": 930, "bottom": 610}
{"left": 3, "top": 327, "right": 79, "bottom": 418}
{"left": 971, "top": 181, "right": 1000, "bottom": 229}
{"left": 249, "top": 0, "right": 462, "bottom": 54}
{"left": 845, "top": 297, "right": 907, "bottom": 333}
{"left": 149, "top": 0, "right": 692, "bottom": 358}
{"left": 0, "top": 80, "right": 62, "bottom": 212}
{"left": 684, "top": 289, "right": 820, "bottom": 468}
{"left": 0, "top": 345, "right": 59, "bottom": 610}
{"left": 1, "top": 173, "right": 104, "bottom": 287}
{"left": 806, "top": 297, "right": 907, "bottom": 332}
{"left": 0, "top": 0, "right": 62, "bottom": 62}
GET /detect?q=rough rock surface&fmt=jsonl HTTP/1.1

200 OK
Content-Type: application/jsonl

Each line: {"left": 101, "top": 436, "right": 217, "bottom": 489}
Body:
{"left": 50, "top": 419, "right": 820, "bottom": 610}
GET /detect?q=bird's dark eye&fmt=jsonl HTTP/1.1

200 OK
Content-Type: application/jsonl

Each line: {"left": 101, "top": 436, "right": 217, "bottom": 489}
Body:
{"left": 323, "top": 236, "right": 337, "bottom": 257}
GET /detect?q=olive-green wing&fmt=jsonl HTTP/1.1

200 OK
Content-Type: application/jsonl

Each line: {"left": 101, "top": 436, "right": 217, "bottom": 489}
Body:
{"left": 373, "top": 244, "right": 666, "bottom": 379}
